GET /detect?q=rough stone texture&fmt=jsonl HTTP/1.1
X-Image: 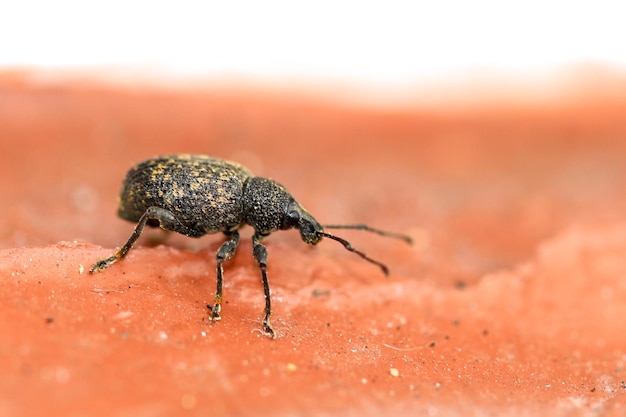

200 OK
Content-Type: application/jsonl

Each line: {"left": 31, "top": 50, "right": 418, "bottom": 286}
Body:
{"left": 1, "top": 71, "right": 626, "bottom": 416}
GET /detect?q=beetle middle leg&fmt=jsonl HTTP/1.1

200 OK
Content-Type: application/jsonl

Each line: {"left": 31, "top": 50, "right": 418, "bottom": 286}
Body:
{"left": 252, "top": 234, "right": 275, "bottom": 338}
{"left": 90, "top": 206, "right": 204, "bottom": 272}
{"left": 208, "top": 231, "right": 240, "bottom": 323}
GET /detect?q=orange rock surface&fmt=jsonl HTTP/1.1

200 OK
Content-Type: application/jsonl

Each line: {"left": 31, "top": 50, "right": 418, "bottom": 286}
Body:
{"left": 1, "top": 71, "right": 625, "bottom": 416}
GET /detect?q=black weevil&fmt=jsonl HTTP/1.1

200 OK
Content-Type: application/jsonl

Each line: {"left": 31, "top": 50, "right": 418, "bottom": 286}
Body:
{"left": 90, "top": 154, "right": 412, "bottom": 338}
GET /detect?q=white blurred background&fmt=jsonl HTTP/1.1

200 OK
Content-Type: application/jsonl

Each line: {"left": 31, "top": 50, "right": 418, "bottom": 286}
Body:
{"left": 1, "top": 1, "right": 625, "bottom": 90}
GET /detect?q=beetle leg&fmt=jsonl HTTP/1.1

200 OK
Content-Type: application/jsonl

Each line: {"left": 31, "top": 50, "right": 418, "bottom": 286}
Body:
{"left": 90, "top": 206, "right": 203, "bottom": 273}
{"left": 252, "top": 234, "right": 275, "bottom": 338}
{"left": 209, "top": 231, "right": 240, "bottom": 323}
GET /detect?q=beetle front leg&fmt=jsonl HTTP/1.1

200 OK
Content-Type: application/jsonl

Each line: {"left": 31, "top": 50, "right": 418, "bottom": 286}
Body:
{"left": 209, "top": 231, "right": 240, "bottom": 323}
{"left": 252, "top": 235, "right": 275, "bottom": 339}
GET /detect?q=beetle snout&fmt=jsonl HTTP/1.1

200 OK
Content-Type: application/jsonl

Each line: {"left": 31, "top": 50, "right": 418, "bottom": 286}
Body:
{"left": 298, "top": 216, "right": 323, "bottom": 245}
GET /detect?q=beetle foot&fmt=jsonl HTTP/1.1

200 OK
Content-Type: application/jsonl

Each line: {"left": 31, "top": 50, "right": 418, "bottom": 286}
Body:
{"left": 207, "top": 304, "right": 221, "bottom": 322}
{"left": 88, "top": 255, "right": 118, "bottom": 273}
{"left": 262, "top": 316, "right": 276, "bottom": 339}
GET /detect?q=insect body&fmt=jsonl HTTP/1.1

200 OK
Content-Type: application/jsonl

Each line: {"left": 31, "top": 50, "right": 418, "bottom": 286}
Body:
{"left": 90, "top": 154, "right": 412, "bottom": 338}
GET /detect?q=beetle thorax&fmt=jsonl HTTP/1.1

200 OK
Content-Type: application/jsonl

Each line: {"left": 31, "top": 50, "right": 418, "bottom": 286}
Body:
{"left": 242, "top": 177, "right": 293, "bottom": 235}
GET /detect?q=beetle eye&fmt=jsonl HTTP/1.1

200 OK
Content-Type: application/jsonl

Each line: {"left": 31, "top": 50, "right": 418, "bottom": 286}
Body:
{"left": 281, "top": 204, "right": 301, "bottom": 230}
{"left": 287, "top": 210, "right": 300, "bottom": 224}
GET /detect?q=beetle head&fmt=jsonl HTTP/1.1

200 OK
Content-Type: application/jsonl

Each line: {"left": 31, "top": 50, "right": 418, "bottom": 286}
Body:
{"left": 244, "top": 177, "right": 323, "bottom": 242}
{"left": 282, "top": 199, "right": 323, "bottom": 245}
{"left": 246, "top": 177, "right": 412, "bottom": 277}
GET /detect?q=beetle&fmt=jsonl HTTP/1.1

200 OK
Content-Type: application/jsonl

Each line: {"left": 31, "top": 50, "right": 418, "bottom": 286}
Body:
{"left": 90, "top": 154, "right": 412, "bottom": 338}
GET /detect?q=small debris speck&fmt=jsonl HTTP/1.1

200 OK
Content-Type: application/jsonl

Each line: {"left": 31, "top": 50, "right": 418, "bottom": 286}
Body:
{"left": 390, "top": 367, "right": 400, "bottom": 377}
{"left": 79, "top": 264, "right": 84, "bottom": 275}
{"left": 311, "top": 288, "right": 330, "bottom": 297}
{"left": 286, "top": 363, "right": 297, "bottom": 372}
{"left": 112, "top": 311, "right": 134, "bottom": 320}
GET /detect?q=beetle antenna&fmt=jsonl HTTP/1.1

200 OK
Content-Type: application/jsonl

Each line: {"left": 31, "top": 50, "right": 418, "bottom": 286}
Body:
{"left": 322, "top": 224, "right": 413, "bottom": 245}
{"left": 320, "top": 231, "right": 390, "bottom": 276}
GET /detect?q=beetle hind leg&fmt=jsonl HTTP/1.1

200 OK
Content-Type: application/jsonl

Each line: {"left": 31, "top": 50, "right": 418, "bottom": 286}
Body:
{"left": 89, "top": 206, "right": 203, "bottom": 273}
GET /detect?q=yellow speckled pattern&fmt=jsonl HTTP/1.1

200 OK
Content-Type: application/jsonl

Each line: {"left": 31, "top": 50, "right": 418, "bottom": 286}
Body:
{"left": 118, "top": 155, "right": 252, "bottom": 234}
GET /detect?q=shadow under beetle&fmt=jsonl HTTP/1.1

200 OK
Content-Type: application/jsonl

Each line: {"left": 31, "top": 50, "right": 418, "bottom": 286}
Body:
{"left": 90, "top": 154, "right": 412, "bottom": 338}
